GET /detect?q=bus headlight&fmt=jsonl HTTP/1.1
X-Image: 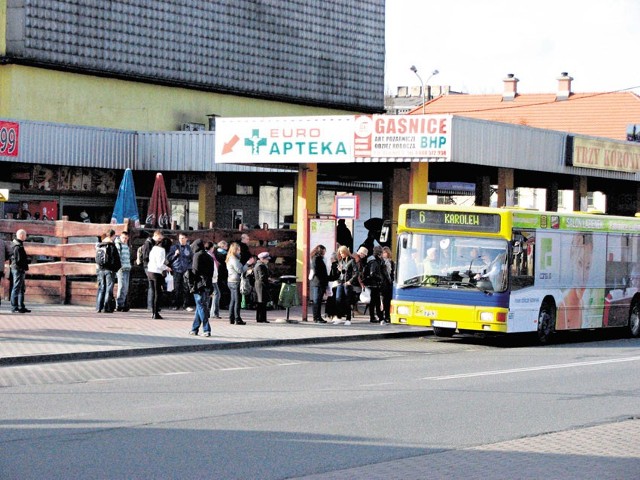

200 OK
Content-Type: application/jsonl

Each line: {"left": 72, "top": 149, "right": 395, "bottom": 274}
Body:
{"left": 397, "top": 305, "right": 411, "bottom": 315}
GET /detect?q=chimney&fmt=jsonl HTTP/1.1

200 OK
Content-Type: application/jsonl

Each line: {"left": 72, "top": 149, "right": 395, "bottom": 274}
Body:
{"left": 556, "top": 72, "right": 573, "bottom": 101}
{"left": 502, "top": 73, "right": 518, "bottom": 101}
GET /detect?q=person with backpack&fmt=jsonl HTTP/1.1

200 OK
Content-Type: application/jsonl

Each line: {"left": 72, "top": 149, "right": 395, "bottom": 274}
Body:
{"left": 114, "top": 230, "right": 131, "bottom": 312}
{"left": 361, "top": 245, "right": 385, "bottom": 324}
{"left": 95, "top": 229, "right": 121, "bottom": 313}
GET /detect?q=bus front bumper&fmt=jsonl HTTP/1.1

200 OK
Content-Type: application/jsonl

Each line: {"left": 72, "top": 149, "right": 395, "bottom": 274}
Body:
{"left": 390, "top": 301, "right": 509, "bottom": 334}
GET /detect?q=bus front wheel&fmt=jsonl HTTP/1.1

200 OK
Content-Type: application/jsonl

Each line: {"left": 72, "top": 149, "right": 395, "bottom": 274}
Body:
{"left": 433, "top": 326, "right": 456, "bottom": 337}
{"left": 537, "top": 303, "right": 555, "bottom": 344}
{"left": 628, "top": 302, "right": 640, "bottom": 338}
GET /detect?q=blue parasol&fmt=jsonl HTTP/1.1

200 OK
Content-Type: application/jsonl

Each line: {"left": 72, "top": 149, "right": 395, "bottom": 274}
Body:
{"left": 111, "top": 168, "right": 140, "bottom": 227}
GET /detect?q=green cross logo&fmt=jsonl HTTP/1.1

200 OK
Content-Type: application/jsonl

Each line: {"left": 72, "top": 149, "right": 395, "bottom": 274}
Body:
{"left": 244, "top": 129, "right": 267, "bottom": 155}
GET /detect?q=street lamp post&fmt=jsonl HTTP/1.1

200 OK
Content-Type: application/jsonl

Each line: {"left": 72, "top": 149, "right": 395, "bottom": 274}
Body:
{"left": 409, "top": 65, "right": 424, "bottom": 114}
{"left": 410, "top": 66, "right": 439, "bottom": 114}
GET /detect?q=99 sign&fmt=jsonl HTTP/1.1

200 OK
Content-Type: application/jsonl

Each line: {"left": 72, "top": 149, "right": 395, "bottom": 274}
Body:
{"left": 0, "top": 122, "right": 19, "bottom": 157}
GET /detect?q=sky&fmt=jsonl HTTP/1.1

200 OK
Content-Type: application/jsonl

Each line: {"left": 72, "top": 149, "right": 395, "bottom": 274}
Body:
{"left": 385, "top": 0, "right": 640, "bottom": 96}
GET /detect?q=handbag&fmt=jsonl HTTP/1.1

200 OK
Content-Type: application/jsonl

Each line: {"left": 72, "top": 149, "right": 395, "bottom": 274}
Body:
{"left": 359, "top": 287, "right": 371, "bottom": 304}
{"left": 165, "top": 274, "right": 174, "bottom": 292}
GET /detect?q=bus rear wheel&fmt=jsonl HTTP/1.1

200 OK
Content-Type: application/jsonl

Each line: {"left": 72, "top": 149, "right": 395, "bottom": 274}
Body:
{"left": 537, "top": 303, "right": 555, "bottom": 344}
{"left": 628, "top": 302, "right": 640, "bottom": 338}
{"left": 433, "top": 326, "right": 456, "bottom": 337}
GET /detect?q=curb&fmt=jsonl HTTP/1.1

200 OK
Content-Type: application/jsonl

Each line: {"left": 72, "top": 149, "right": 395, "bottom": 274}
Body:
{"left": 0, "top": 329, "right": 432, "bottom": 366}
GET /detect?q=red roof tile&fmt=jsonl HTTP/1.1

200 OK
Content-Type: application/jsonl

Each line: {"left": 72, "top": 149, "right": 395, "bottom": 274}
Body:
{"left": 411, "top": 91, "right": 640, "bottom": 141}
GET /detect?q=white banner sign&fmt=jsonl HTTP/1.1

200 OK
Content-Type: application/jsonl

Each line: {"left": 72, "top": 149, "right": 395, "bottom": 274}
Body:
{"left": 215, "top": 116, "right": 354, "bottom": 163}
{"left": 354, "top": 114, "right": 452, "bottom": 159}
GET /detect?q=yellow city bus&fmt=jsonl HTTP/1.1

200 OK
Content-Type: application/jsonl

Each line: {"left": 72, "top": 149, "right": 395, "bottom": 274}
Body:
{"left": 390, "top": 204, "right": 640, "bottom": 342}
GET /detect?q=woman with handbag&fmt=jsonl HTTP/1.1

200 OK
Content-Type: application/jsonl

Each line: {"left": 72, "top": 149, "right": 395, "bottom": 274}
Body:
{"left": 147, "top": 237, "right": 171, "bottom": 319}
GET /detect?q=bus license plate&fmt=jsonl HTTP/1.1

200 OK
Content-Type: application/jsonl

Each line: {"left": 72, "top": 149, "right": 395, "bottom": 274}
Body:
{"left": 432, "top": 320, "right": 456, "bottom": 329}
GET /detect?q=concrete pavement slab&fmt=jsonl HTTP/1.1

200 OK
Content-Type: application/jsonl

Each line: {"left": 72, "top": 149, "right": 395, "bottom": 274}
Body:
{"left": 0, "top": 304, "right": 429, "bottom": 365}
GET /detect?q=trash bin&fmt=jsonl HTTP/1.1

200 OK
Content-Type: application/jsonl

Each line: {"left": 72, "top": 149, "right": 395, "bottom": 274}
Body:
{"left": 278, "top": 275, "right": 299, "bottom": 322}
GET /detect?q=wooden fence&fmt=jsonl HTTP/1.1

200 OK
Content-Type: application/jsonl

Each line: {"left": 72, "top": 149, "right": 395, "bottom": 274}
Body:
{"left": 0, "top": 218, "right": 296, "bottom": 306}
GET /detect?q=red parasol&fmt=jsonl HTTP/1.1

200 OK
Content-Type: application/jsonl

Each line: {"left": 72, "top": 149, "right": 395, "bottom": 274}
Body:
{"left": 145, "top": 172, "right": 171, "bottom": 228}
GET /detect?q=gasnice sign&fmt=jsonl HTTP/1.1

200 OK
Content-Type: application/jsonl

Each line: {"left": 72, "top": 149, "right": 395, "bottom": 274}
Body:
{"left": 354, "top": 114, "right": 451, "bottom": 159}
{"left": 215, "top": 116, "right": 354, "bottom": 163}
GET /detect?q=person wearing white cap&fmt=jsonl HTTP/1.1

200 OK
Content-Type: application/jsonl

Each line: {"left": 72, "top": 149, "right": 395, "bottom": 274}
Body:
{"left": 254, "top": 251, "right": 271, "bottom": 323}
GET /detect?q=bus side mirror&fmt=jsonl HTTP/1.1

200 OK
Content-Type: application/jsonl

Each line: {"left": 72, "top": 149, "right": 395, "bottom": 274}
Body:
{"left": 380, "top": 220, "right": 391, "bottom": 244}
{"left": 512, "top": 241, "right": 522, "bottom": 255}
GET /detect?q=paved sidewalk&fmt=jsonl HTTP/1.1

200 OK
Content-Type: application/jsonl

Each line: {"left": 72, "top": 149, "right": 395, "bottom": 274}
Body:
{"left": 0, "top": 303, "right": 429, "bottom": 365}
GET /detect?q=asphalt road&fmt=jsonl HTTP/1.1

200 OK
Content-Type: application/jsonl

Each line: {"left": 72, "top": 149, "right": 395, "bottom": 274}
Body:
{"left": 2, "top": 334, "right": 640, "bottom": 479}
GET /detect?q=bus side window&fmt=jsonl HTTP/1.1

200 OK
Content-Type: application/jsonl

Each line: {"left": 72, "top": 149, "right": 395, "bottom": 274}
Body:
{"left": 511, "top": 233, "right": 534, "bottom": 290}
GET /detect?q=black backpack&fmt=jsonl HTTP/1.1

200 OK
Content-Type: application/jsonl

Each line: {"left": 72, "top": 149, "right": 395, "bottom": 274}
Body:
{"left": 96, "top": 243, "right": 121, "bottom": 271}
{"left": 362, "top": 258, "right": 382, "bottom": 288}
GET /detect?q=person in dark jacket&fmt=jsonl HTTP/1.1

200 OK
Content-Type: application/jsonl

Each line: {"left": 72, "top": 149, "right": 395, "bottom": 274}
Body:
{"left": 95, "top": 229, "right": 121, "bottom": 313}
{"left": 214, "top": 240, "right": 229, "bottom": 309}
{"left": 309, "top": 244, "right": 329, "bottom": 323}
{"left": 362, "top": 245, "right": 385, "bottom": 324}
{"left": 0, "top": 237, "right": 12, "bottom": 307}
{"left": 254, "top": 251, "right": 271, "bottom": 323}
{"left": 10, "top": 229, "right": 31, "bottom": 313}
{"left": 189, "top": 238, "right": 214, "bottom": 337}
{"left": 168, "top": 233, "right": 193, "bottom": 311}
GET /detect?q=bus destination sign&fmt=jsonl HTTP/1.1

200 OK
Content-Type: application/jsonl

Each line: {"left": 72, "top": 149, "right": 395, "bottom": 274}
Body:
{"left": 406, "top": 209, "right": 501, "bottom": 233}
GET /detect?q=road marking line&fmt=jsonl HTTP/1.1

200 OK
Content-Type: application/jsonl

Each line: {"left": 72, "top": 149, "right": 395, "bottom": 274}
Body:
{"left": 422, "top": 355, "right": 640, "bottom": 380}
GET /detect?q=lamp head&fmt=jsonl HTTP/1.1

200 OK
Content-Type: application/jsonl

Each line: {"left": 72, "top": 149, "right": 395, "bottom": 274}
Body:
{"left": 410, "top": 65, "right": 417, "bottom": 73}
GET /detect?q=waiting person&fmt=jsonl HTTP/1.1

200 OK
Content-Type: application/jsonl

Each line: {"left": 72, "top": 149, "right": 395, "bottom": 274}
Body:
{"left": 309, "top": 244, "right": 329, "bottom": 323}
{"left": 95, "top": 229, "right": 121, "bottom": 313}
{"left": 114, "top": 230, "right": 132, "bottom": 312}
{"left": 362, "top": 245, "right": 385, "bottom": 324}
{"left": 226, "top": 242, "right": 246, "bottom": 325}
{"left": 239, "top": 232, "right": 252, "bottom": 265}
{"left": 325, "top": 252, "right": 341, "bottom": 321}
{"left": 0, "top": 236, "right": 12, "bottom": 307}
{"left": 168, "top": 233, "right": 193, "bottom": 311}
{"left": 147, "top": 234, "right": 170, "bottom": 319}
{"left": 333, "top": 246, "right": 358, "bottom": 325}
{"left": 189, "top": 239, "right": 213, "bottom": 337}
{"left": 206, "top": 241, "right": 222, "bottom": 319}
{"left": 10, "top": 229, "right": 30, "bottom": 313}
{"left": 336, "top": 218, "right": 353, "bottom": 252}
{"left": 141, "top": 230, "right": 162, "bottom": 311}
{"left": 214, "top": 240, "right": 229, "bottom": 309}
{"left": 381, "top": 245, "right": 395, "bottom": 323}
{"left": 254, "top": 251, "right": 271, "bottom": 323}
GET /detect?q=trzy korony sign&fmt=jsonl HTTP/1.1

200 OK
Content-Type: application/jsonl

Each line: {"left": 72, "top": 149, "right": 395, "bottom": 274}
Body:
{"left": 215, "top": 115, "right": 452, "bottom": 163}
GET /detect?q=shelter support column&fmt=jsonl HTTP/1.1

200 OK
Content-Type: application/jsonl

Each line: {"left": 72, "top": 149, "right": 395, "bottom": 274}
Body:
{"left": 408, "top": 162, "right": 429, "bottom": 203}
{"left": 295, "top": 163, "right": 317, "bottom": 321}
{"left": 198, "top": 173, "right": 217, "bottom": 227}
{"left": 475, "top": 175, "right": 491, "bottom": 207}
{"left": 573, "top": 176, "right": 588, "bottom": 212}
{"left": 546, "top": 180, "right": 559, "bottom": 212}
{"left": 497, "top": 168, "right": 514, "bottom": 207}
{"left": 388, "top": 166, "right": 412, "bottom": 253}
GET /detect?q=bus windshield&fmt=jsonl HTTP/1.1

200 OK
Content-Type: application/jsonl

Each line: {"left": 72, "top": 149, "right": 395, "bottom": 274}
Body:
{"left": 396, "top": 233, "right": 509, "bottom": 293}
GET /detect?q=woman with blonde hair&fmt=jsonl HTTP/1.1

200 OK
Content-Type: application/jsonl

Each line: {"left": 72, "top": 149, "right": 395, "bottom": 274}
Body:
{"left": 333, "top": 245, "right": 358, "bottom": 325}
{"left": 226, "top": 242, "right": 246, "bottom": 325}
